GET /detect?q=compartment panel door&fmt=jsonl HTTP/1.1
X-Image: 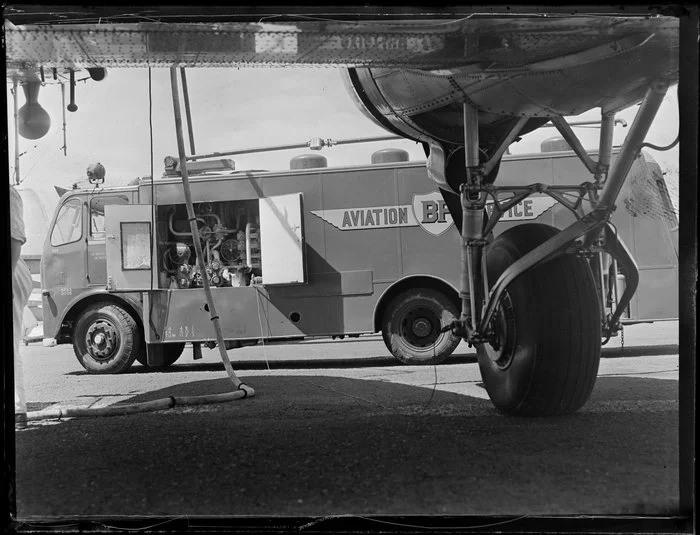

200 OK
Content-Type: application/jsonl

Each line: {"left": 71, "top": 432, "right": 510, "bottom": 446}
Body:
{"left": 259, "top": 193, "right": 305, "bottom": 284}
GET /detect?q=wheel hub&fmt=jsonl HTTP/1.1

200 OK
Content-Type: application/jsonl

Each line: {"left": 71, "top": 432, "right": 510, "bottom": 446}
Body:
{"left": 482, "top": 294, "right": 516, "bottom": 369}
{"left": 411, "top": 318, "right": 432, "bottom": 338}
{"left": 86, "top": 320, "right": 118, "bottom": 359}
{"left": 402, "top": 307, "right": 439, "bottom": 348}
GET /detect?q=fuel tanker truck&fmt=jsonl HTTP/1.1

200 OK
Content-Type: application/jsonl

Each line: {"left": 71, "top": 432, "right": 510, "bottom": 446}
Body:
{"left": 40, "top": 141, "right": 677, "bottom": 378}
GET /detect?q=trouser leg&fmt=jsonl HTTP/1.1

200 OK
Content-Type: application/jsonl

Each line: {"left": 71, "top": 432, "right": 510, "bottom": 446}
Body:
{"left": 13, "top": 295, "right": 26, "bottom": 415}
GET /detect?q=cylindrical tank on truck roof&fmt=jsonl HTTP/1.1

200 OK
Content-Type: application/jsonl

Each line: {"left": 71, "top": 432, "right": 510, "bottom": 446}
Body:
{"left": 371, "top": 148, "right": 409, "bottom": 164}
{"left": 290, "top": 154, "right": 328, "bottom": 170}
{"left": 541, "top": 136, "right": 571, "bottom": 152}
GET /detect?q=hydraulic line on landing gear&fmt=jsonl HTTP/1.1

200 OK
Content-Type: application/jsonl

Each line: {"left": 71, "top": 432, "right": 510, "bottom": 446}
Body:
{"left": 446, "top": 102, "right": 493, "bottom": 345}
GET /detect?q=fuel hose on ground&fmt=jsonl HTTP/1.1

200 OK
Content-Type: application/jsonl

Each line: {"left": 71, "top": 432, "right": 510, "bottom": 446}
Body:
{"left": 25, "top": 391, "right": 249, "bottom": 423}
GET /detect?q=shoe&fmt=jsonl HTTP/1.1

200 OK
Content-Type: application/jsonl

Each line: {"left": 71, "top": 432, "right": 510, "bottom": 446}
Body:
{"left": 15, "top": 413, "right": 27, "bottom": 430}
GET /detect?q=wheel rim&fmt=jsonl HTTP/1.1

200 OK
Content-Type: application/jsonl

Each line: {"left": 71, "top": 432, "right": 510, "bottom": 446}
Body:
{"left": 400, "top": 306, "right": 441, "bottom": 350}
{"left": 482, "top": 292, "right": 517, "bottom": 369}
{"left": 85, "top": 319, "right": 119, "bottom": 360}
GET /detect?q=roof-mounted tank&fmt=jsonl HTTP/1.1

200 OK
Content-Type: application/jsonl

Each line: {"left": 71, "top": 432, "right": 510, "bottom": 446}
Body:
{"left": 371, "top": 148, "right": 409, "bottom": 164}
{"left": 290, "top": 154, "right": 328, "bottom": 170}
{"left": 540, "top": 136, "right": 572, "bottom": 152}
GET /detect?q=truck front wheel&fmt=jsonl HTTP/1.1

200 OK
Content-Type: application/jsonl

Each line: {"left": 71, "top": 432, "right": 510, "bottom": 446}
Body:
{"left": 73, "top": 303, "right": 141, "bottom": 374}
{"left": 382, "top": 288, "right": 460, "bottom": 365}
{"left": 476, "top": 224, "right": 602, "bottom": 416}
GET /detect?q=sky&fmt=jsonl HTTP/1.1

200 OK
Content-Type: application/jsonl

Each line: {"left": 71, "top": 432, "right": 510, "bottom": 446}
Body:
{"left": 6, "top": 67, "right": 680, "bottom": 253}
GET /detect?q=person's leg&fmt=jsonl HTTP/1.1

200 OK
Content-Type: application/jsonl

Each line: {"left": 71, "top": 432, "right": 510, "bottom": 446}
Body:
{"left": 13, "top": 285, "right": 27, "bottom": 428}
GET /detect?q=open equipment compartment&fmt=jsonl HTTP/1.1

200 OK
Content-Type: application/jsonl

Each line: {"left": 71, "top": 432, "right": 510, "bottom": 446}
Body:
{"left": 157, "top": 198, "right": 262, "bottom": 289}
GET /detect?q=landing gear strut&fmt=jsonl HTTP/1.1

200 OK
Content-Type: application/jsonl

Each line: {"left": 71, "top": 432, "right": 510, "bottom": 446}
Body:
{"left": 446, "top": 80, "right": 670, "bottom": 416}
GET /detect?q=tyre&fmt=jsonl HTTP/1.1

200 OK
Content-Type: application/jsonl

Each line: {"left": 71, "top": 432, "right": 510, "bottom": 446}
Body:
{"left": 382, "top": 287, "right": 460, "bottom": 365}
{"left": 477, "top": 223, "right": 601, "bottom": 416}
{"left": 73, "top": 303, "right": 142, "bottom": 374}
{"left": 136, "top": 343, "right": 185, "bottom": 368}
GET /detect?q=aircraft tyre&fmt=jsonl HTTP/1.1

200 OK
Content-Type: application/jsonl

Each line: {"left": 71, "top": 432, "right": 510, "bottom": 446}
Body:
{"left": 382, "top": 287, "right": 461, "bottom": 365}
{"left": 137, "top": 343, "right": 186, "bottom": 368}
{"left": 73, "top": 303, "right": 141, "bottom": 374}
{"left": 477, "top": 223, "right": 601, "bottom": 416}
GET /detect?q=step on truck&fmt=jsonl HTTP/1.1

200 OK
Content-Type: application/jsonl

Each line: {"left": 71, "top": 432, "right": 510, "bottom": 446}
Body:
{"left": 40, "top": 144, "right": 678, "bottom": 374}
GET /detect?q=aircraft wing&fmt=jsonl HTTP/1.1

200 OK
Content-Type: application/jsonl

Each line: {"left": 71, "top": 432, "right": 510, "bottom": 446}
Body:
{"left": 6, "top": 15, "right": 679, "bottom": 147}
{"left": 5, "top": 16, "right": 678, "bottom": 84}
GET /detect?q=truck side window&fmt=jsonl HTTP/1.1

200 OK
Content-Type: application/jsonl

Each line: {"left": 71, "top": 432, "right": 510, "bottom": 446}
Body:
{"left": 50, "top": 198, "right": 83, "bottom": 246}
{"left": 90, "top": 195, "right": 130, "bottom": 238}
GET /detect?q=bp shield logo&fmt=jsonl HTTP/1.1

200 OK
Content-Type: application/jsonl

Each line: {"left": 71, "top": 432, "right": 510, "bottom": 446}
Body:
{"left": 412, "top": 192, "right": 454, "bottom": 236}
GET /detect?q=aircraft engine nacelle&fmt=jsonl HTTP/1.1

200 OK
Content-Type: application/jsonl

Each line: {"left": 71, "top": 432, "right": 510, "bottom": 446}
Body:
{"left": 341, "top": 68, "right": 547, "bottom": 194}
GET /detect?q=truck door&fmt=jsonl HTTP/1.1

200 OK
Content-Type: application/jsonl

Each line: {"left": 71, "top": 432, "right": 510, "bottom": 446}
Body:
{"left": 87, "top": 194, "right": 131, "bottom": 286}
{"left": 104, "top": 205, "right": 156, "bottom": 291}
{"left": 42, "top": 196, "right": 87, "bottom": 302}
{"left": 259, "top": 192, "right": 306, "bottom": 284}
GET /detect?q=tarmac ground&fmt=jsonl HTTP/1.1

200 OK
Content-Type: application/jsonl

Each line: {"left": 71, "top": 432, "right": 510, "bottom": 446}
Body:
{"left": 10, "top": 321, "right": 685, "bottom": 526}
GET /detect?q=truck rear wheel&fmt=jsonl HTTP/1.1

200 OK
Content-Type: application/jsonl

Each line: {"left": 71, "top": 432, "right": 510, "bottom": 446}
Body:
{"left": 136, "top": 343, "right": 186, "bottom": 369}
{"left": 476, "top": 224, "right": 601, "bottom": 416}
{"left": 73, "top": 303, "right": 142, "bottom": 374}
{"left": 382, "top": 287, "right": 460, "bottom": 365}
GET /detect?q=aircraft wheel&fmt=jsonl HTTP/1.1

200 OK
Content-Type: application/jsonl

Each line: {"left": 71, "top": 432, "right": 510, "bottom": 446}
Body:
{"left": 137, "top": 343, "right": 186, "bottom": 369}
{"left": 477, "top": 223, "right": 601, "bottom": 416}
{"left": 382, "top": 288, "right": 460, "bottom": 365}
{"left": 73, "top": 303, "right": 141, "bottom": 374}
